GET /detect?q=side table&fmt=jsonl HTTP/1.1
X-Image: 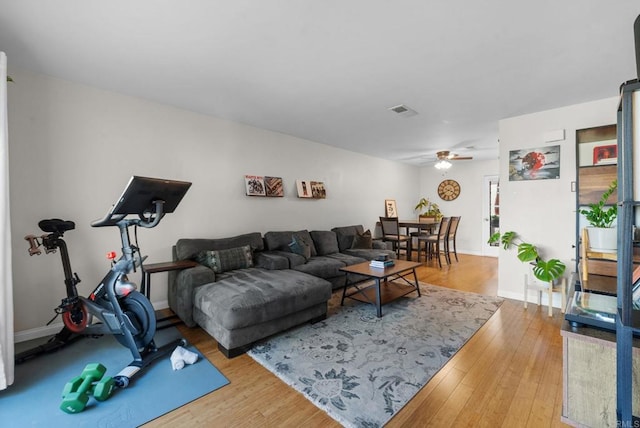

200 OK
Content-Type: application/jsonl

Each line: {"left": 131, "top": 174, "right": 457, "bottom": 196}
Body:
{"left": 141, "top": 259, "right": 198, "bottom": 328}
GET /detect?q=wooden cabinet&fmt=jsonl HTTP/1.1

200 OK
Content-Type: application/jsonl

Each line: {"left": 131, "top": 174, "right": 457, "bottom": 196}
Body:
{"left": 561, "top": 323, "right": 640, "bottom": 427}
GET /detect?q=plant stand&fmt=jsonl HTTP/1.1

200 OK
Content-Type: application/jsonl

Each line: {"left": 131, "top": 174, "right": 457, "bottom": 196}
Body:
{"left": 523, "top": 273, "right": 567, "bottom": 317}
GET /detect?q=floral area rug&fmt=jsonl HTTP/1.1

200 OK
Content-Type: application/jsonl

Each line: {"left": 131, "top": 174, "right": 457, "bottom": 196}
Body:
{"left": 247, "top": 283, "right": 503, "bottom": 427}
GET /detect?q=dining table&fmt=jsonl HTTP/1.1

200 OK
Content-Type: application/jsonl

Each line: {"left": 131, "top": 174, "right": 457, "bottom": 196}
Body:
{"left": 398, "top": 219, "right": 440, "bottom": 261}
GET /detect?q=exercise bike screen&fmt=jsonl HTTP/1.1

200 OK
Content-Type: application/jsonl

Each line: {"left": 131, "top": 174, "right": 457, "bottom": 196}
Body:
{"left": 110, "top": 176, "right": 192, "bottom": 215}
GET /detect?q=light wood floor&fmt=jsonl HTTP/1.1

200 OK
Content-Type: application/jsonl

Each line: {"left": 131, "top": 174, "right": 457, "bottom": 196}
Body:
{"left": 146, "top": 254, "right": 569, "bottom": 427}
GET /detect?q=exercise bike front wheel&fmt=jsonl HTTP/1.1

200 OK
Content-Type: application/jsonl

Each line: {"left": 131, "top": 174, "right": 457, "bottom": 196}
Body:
{"left": 115, "top": 291, "right": 156, "bottom": 351}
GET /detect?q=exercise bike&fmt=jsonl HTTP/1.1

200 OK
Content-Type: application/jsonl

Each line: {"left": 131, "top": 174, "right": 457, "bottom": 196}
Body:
{"left": 16, "top": 176, "right": 192, "bottom": 388}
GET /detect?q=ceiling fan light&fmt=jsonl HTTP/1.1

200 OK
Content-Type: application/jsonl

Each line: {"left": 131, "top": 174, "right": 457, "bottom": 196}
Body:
{"left": 435, "top": 159, "right": 452, "bottom": 170}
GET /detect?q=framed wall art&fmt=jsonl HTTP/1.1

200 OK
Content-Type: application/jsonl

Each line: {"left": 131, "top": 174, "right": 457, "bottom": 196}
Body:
{"left": 264, "top": 176, "right": 284, "bottom": 197}
{"left": 245, "top": 175, "right": 266, "bottom": 196}
{"left": 593, "top": 144, "right": 617, "bottom": 165}
{"left": 297, "top": 180, "right": 327, "bottom": 198}
{"left": 508, "top": 145, "right": 560, "bottom": 181}
{"left": 385, "top": 199, "right": 398, "bottom": 217}
{"left": 296, "top": 180, "right": 313, "bottom": 198}
{"left": 310, "top": 181, "right": 326, "bottom": 199}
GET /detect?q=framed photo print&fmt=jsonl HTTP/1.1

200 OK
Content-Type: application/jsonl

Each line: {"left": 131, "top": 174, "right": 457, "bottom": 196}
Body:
{"left": 296, "top": 180, "right": 313, "bottom": 198}
{"left": 385, "top": 199, "right": 398, "bottom": 217}
{"left": 310, "top": 181, "right": 326, "bottom": 199}
{"left": 593, "top": 144, "right": 617, "bottom": 165}
{"left": 245, "top": 175, "right": 266, "bottom": 196}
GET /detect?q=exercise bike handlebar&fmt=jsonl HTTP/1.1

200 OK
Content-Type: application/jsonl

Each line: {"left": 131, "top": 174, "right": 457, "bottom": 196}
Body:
{"left": 90, "top": 200, "right": 165, "bottom": 229}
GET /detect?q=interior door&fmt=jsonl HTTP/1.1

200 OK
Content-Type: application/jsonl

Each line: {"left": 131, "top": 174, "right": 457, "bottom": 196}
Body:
{"left": 482, "top": 175, "right": 499, "bottom": 257}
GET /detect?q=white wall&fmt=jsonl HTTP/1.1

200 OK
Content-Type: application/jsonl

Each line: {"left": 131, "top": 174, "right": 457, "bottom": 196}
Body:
{"left": 497, "top": 97, "right": 619, "bottom": 304}
{"left": 9, "top": 66, "right": 619, "bottom": 337}
{"left": 8, "top": 68, "right": 422, "bottom": 337}
{"left": 418, "top": 159, "right": 499, "bottom": 255}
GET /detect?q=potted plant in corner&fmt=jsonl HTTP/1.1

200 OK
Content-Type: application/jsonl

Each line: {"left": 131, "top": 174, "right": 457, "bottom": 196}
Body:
{"left": 488, "top": 231, "right": 566, "bottom": 282}
{"left": 579, "top": 179, "right": 617, "bottom": 252}
{"left": 414, "top": 197, "right": 442, "bottom": 222}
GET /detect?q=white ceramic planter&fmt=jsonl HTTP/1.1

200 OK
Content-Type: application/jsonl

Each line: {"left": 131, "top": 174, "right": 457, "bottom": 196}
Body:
{"left": 586, "top": 227, "right": 617, "bottom": 252}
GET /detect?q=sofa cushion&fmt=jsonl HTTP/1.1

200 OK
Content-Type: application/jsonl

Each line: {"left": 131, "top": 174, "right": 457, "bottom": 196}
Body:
{"left": 310, "top": 230, "right": 340, "bottom": 256}
{"left": 263, "top": 250, "right": 307, "bottom": 268}
{"left": 325, "top": 252, "right": 367, "bottom": 266}
{"left": 196, "top": 245, "right": 253, "bottom": 274}
{"left": 342, "top": 248, "right": 395, "bottom": 260}
{"left": 193, "top": 268, "right": 331, "bottom": 330}
{"left": 351, "top": 229, "right": 373, "bottom": 249}
{"left": 332, "top": 225, "right": 365, "bottom": 252}
{"left": 264, "top": 230, "right": 317, "bottom": 257}
{"left": 288, "top": 234, "right": 311, "bottom": 259}
{"left": 176, "top": 232, "right": 264, "bottom": 261}
{"left": 253, "top": 251, "right": 290, "bottom": 270}
{"left": 292, "top": 255, "right": 345, "bottom": 279}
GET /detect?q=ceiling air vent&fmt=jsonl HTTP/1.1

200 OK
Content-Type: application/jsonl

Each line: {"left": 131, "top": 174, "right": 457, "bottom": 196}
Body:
{"left": 388, "top": 104, "right": 418, "bottom": 118}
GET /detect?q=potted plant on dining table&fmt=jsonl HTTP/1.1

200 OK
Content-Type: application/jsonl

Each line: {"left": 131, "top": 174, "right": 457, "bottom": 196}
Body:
{"left": 414, "top": 197, "right": 442, "bottom": 223}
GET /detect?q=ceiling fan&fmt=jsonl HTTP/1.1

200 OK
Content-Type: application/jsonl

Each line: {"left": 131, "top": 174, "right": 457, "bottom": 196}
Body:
{"left": 435, "top": 151, "right": 472, "bottom": 169}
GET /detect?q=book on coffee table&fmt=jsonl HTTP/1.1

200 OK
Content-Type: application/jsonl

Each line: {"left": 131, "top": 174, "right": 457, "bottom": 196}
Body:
{"left": 370, "top": 260, "right": 395, "bottom": 269}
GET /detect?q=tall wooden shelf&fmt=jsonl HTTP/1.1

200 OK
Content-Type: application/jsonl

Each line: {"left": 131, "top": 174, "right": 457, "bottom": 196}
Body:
{"left": 575, "top": 124, "right": 618, "bottom": 295}
{"left": 579, "top": 164, "right": 617, "bottom": 205}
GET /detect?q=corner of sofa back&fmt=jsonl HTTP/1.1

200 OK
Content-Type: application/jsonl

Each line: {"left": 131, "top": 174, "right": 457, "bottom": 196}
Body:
{"left": 175, "top": 232, "right": 264, "bottom": 261}
{"left": 309, "top": 230, "right": 340, "bottom": 256}
{"left": 263, "top": 230, "right": 317, "bottom": 257}
{"left": 331, "top": 225, "right": 365, "bottom": 252}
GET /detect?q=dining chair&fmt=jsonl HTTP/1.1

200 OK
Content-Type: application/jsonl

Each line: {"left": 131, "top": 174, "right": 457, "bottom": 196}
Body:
{"left": 416, "top": 217, "right": 451, "bottom": 267}
{"left": 445, "top": 216, "right": 461, "bottom": 263}
{"left": 379, "top": 216, "right": 411, "bottom": 258}
{"left": 409, "top": 216, "right": 438, "bottom": 238}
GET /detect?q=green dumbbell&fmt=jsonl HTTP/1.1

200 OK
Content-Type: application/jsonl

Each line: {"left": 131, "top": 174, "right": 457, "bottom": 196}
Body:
{"left": 93, "top": 376, "right": 115, "bottom": 401}
{"left": 60, "top": 363, "right": 107, "bottom": 414}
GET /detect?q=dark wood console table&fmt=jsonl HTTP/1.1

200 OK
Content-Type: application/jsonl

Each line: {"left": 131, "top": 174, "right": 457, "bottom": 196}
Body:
{"left": 141, "top": 259, "right": 198, "bottom": 328}
{"left": 141, "top": 259, "right": 198, "bottom": 299}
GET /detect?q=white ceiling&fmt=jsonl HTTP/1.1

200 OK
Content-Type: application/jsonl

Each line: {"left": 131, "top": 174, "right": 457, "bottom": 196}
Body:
{"left": 1, "top": 1, "right": 639, "bottom": 166}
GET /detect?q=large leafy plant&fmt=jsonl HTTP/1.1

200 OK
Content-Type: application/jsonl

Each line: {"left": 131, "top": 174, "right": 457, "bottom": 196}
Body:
{"left": 579, "top": 179, "right": 617, "bottom": 228}
{"left": 488, "top": 231, "right": 566, "bottom": 282}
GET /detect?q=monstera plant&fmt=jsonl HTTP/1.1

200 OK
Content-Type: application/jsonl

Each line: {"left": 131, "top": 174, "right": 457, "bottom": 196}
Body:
{"left": 488, "top": 231, "right": 566, "bottom": 282}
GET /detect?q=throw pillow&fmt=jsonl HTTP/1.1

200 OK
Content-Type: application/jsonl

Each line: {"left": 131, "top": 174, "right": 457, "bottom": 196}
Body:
{"left": 351, "top": 229, "right": 373, "bottom": 249}
{"left": 196, "top": 245, "right": 254, "bottom": 273}
{"left": 288, "top": 234, "right": 312, "bottom": 260}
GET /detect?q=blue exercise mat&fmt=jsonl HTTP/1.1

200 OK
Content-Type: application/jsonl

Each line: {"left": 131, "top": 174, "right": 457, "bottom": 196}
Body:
{"left": 0, "top": 327, "right": 228, "bottom": 427}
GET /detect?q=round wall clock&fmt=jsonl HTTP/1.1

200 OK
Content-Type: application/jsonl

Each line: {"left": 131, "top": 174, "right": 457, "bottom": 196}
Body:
{"left": 438, "top": 179, "right": 461, "bottom": 201}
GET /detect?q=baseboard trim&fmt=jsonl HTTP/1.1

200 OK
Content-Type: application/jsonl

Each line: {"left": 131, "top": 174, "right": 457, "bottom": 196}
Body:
{"left": 457, "top": 249, "right": 492, "bottom": 257}
{"left": 14, "top": 323, "right": 64, "bottom": 343}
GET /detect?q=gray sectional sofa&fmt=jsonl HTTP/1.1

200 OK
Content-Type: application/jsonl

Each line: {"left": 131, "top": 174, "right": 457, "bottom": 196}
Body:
{"left": 168, "top": 225, "right": 394, "bottom": 357}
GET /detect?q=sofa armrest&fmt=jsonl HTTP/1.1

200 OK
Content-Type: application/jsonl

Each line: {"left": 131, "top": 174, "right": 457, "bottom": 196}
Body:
{"left": 168, "top": 265, "right": 216, "bottom": 327}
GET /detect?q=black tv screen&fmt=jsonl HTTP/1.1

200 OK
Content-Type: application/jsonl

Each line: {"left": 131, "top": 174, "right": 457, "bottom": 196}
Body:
{"left": 636, "top": 14, "right": 640, "bottom": 80}
{"left": 110, "top": 176, "right": 192, "bottom": 215}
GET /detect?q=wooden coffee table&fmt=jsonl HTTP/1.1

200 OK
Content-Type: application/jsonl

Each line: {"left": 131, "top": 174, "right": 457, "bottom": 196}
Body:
{"left": 339, "top": 259, "right": 422, "bottom": 317}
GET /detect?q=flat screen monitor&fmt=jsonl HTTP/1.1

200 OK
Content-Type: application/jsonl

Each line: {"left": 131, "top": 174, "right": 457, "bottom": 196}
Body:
{"left": 633, "top": 15, "right": 640, "bottom": 79}
{"left": 110, "top": 176, "right": 192, "bottom": 215}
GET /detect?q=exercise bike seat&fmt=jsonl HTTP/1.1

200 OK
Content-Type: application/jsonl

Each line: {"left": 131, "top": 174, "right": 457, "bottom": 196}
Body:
{"left": 38, "top": 219, "right": 75, "bottom": 234}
